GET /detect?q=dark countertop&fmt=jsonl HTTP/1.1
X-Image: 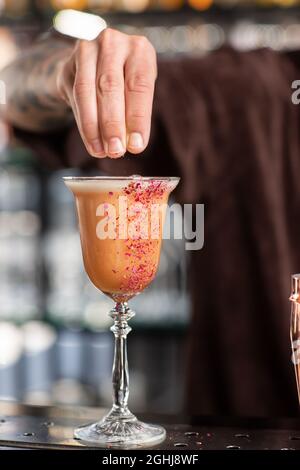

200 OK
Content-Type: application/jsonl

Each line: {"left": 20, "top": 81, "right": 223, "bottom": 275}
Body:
{"left": 0, "top": 401, "right": 300, "bottom": 450}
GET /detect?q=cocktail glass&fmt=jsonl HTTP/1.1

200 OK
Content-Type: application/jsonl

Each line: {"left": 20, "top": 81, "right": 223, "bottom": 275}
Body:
{"left": 64, "top": 176, "right": 179, "bottom": 448}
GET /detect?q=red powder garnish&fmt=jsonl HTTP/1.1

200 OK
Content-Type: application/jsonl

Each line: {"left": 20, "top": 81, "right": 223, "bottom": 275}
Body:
{"left": 115, "top": 178, "right": 169, "bottom": 296}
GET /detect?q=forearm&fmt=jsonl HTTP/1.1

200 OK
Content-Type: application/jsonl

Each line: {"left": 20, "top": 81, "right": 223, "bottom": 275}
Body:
{"left": 0, "top": 38, "right": 74, "bottom": 132}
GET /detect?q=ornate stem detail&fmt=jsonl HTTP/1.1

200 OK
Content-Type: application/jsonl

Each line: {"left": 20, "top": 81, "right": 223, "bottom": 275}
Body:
{"left": 74, "top": 300, "right": 166, "bottom": 445}
{"left": 109, "top": 302, "right": 135, "bottom": 418}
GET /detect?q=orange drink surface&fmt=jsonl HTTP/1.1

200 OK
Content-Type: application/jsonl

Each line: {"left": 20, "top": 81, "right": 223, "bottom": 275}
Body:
{"left": 65, "top": 177, "right": 179, "bottom": 302}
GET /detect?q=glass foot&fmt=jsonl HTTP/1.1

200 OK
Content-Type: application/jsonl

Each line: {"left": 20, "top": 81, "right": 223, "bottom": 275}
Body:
{"left": 74, "top": 413, "right": 166, "bottom": 449}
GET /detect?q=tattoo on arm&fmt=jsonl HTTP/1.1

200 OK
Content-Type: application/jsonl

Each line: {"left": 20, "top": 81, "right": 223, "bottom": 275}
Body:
{"left": 0, "top": 38, "right": 74, "bottom": 132}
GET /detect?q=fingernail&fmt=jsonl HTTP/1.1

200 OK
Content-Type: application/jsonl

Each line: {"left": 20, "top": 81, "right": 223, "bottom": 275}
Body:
{"left": 128, "top": 132, "right": 143, "bottom": 150}
{"left": 108, "top": 137, "right": 124, "bottom": 155}
{"left": 91, "top": 139, "right": 104, "bottom": 155}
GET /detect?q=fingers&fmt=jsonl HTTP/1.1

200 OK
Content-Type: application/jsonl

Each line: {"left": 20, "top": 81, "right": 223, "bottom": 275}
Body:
{"left": 125, "top": 37, "right": 157, "bottom": 154}
{"left": 73, "top": 40, "right": 105, "bottom": 157}
{"left": 96, "top": 29, "right": 127, "bottom": 158}
{"left": 61, "top": 30, "right": 157, "bottom": 159}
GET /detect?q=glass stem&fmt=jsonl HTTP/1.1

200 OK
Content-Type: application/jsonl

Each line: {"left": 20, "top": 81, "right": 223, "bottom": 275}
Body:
{"left": 109, "top": 302, "right": 135, "bottom": 418}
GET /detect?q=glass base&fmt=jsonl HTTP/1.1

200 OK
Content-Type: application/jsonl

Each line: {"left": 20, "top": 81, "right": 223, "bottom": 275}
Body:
{"left": 74, "top": 412, "right": 166, "bottom": 449}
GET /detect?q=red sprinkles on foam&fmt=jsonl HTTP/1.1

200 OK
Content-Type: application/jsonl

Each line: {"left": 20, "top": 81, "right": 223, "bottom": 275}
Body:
{"left": 116, "top": 179, "right": 170, "bottom": 295}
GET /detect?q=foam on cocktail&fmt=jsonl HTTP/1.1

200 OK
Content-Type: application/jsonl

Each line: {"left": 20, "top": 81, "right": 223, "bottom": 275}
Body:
{"left": 65, "top": 176, "right": 178, "bottom": 193}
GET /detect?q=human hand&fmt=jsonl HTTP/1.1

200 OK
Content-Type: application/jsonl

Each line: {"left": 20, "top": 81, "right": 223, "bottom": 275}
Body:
{"left": 56, "top": 28, "right": 157, "bottom": 158}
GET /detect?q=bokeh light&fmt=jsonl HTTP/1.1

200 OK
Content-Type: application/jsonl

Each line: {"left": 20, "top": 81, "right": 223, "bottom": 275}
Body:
{"left": 50, "top": 0, "right": 88, "bottom": 10}
{"left": 0, "top": 27, "right": 18, "bottom": 70}
{"left": 188, "top": 0, "right": 213, "bottom": 10}
{"left": 54, "top": 9, "right": 107, "bottom": 40}
{"left": 121, "top": 0, "right": 150, "bottom": 12}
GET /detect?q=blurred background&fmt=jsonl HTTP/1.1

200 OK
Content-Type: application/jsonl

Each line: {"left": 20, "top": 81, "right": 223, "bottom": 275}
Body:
{"left": 0, "top": 0, "right": 299, "bottom": 414}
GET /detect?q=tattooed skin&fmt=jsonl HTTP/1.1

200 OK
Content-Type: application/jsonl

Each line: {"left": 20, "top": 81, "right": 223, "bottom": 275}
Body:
{"left": 0, "top": 38, "right": 74, "bottom": 132}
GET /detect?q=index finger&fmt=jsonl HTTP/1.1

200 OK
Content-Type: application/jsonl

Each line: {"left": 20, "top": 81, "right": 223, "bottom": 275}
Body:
{"left": 73, "top": 40, "right": 105, "bottom": 157}
{"left": 125, "top": 37, "right": 157, "bottom": 154}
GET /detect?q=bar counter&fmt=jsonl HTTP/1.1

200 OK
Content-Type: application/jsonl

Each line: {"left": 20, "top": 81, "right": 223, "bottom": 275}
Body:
{"left": 0, "top": 402, "right": 299, "bottom": 450}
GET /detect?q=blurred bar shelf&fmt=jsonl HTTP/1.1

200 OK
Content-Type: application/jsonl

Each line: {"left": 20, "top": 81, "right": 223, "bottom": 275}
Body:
{"left": 3, "top": 7, "right": 300, "bottom": 27}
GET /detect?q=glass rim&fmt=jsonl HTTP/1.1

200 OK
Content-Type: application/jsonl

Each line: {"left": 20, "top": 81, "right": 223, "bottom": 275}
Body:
{"left": 63, "top": 176, "right": 180, "bottom": 182}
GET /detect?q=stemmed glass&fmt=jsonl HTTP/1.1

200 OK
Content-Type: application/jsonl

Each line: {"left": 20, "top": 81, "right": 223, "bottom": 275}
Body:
{"left": 290, "top": 274, "right": 300, "bottom": 403}
{"left": 64, "top": 176, "right": 179, "bottom": 448}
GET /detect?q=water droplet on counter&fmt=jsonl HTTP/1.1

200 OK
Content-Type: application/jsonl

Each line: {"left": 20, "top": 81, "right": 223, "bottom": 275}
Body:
{"left": 23, "top": 432, "right": 35, "bottom": 437}
{"left": 43, "top": 421, "right": 54, "bottom": 427}
{"left": 235, "top": 433, "right": 250, "bottom": 440}
{"left": 184, "top": 431, "right": 199, "bottom": 437}
{"left": 226, "top": 445, "right": 241, "bottom": 450}
{"left": 281, "top": 448, "right": 295, "bottom": 451}
{"left": 174, "top": 443, "right": 188, "bottom": 448}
